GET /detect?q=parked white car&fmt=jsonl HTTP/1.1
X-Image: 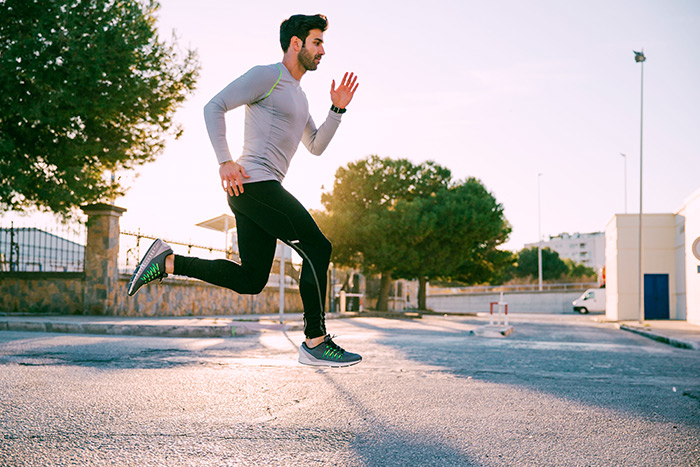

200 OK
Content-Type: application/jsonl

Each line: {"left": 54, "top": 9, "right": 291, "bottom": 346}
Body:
{"left": 572, "top": 288, "right": 606, "bottom": 314}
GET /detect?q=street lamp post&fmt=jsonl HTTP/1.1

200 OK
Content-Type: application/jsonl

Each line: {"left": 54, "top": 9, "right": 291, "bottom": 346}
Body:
{"left": 620, "top": 153, "right": 627, "bottom": 214}
{"left": 634, "top": 50, "right": 646, "bottom": 324}
{"left": 537, "top": 173, "right": 543, "bottom": 292}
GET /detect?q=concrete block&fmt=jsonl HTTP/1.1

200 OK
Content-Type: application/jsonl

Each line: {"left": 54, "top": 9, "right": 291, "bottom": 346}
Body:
{"left": 44, "top": 323, "right": 79, "bottom": 334}
{"left": 7, "top": 321, "right": 47, "bottom": 333}
{"left": 472, "top": 324, "right": 514, "bottom": 338}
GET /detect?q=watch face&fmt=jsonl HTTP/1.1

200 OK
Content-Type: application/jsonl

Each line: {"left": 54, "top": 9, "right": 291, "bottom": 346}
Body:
{"left": 693, "top": 237, "right": 700, "bottom": 261}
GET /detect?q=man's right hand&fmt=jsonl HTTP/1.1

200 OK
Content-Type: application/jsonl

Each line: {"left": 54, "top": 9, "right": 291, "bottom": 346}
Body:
{"left": 219, "top": 161, "right": 250, "bottom": 197}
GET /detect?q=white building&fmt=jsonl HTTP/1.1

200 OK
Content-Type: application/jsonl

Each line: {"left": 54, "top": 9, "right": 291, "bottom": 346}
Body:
{"left": 526, "top": 232, "right": 605, "bottom": 271}
{"left": 605, "top": 188, "right": 700, "bottom": 325}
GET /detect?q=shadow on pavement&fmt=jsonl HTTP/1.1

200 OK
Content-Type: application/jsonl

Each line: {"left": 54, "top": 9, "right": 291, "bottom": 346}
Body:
{"left": 342, "top": 317, "right": 700, "bottom": 430}
{"left": 321, "top": 370, "right": 487, "bottom": 467}
{"left": 0, "top": 333, "right": 260, "bottom": 370}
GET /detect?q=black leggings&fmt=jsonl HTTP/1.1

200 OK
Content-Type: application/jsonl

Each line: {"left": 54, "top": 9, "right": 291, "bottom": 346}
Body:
{"left": 172, "top": 181, "right": 330, "bottom": 339}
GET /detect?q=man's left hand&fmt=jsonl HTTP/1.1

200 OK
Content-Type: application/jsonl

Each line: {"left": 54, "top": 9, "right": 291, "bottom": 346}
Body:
{"left": 330, "top": 72, "right": 359, "bottom": 110}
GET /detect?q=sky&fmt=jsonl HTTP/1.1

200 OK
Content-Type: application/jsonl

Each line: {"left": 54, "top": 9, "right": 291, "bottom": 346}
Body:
{"left": 4, "top": 0, "right": 700, "bottom": 253}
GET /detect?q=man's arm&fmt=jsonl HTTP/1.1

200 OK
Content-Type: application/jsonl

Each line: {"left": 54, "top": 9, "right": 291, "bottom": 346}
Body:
{"left": 302, "top": 72, "right": 359, "bottom": 155}
{"left": 203, "top": 65, "right": 281, "bottom": 165}
{"left": 204, "top": 65, "right": 280, "bottom": 195}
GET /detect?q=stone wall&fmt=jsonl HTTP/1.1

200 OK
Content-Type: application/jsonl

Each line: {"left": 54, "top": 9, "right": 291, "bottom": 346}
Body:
{"left": 0, "top": 273, "right": 84, "bottom": 314}
{"left": 116, "top": 275, "right": 303, "bottom": 317}
{"left": 0, "top": 203, "right": 304, "bottom": 317}
{"left": 0, "top": 272, "right": 303, "bottom": 316}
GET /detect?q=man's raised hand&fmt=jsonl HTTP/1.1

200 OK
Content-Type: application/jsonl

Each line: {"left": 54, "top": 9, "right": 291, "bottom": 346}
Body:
{"left": 330, "top": 72, "right": 359, "bottom": 109}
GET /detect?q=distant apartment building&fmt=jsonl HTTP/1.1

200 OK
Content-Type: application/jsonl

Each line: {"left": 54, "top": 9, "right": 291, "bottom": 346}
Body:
{"left": 525, "top": 232, "right": 605, "bottom": 271}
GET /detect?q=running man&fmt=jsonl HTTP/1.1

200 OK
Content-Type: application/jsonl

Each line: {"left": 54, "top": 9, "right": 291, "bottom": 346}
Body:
{"left": 127, "top": 14, "right": 361, "bottom": 367}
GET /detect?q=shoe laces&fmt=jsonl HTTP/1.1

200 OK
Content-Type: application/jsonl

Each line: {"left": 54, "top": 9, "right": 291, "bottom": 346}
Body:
{"left": 323, "top": 335, "right": 345, "bottom": 355}
{"left": 141, "top": 262, "right": 165, "bottom": 284}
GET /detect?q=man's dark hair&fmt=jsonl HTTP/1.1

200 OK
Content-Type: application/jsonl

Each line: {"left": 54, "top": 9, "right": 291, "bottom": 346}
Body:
{"left": 280, "top": 14, "right": 328, "bottom": 52}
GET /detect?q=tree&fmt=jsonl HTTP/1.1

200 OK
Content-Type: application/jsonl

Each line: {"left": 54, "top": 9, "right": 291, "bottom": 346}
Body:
{"left": 563, "top": 259, "right": 597, "bottom": 281}
{"left": 392, "top": 179, "right": 512, "bottom": 309}
{"left": 513, "top": 247, "right": 568, "bottom": 281}
{"left": 315, "top": 155, "right": 452, "bottom": 310}
{"left": 316, "top": 156, "right": 512, "bottom": 311}
{"left": 0, "top": 0, "right": 199, "bottom": 216}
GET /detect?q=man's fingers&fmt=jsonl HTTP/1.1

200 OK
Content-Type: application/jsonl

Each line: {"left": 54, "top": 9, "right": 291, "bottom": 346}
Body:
{"left": 222, "top": 177, "right": 238, "bottom": 196}
{"left": 339, "top": 72, "right": 357, "bottom": 92}
{"left": 220, "top": 162, "right": 249, "bottom": 197}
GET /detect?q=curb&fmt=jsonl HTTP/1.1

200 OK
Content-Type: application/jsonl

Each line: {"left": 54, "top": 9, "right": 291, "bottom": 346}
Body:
{"left": 0, "top": 320, "right": 298, "bottom": 338}
{"left": 0, "top": 310, "right": 423, "bottom": 339}
{"left": 351, "top": 311, "right": 423, "bottom": 319}
{"left": 619, "top": 324, "right": 700, "bottom": 350}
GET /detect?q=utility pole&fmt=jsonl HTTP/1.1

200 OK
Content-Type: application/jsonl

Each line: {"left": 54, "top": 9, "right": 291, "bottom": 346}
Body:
{"left": 634, "top": 50, "right": 646, "bottom": 324}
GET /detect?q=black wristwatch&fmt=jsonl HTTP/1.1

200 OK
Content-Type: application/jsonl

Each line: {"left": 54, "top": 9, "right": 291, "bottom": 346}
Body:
{"left": 330, "top": 104, "right": 347, "bottom": 114}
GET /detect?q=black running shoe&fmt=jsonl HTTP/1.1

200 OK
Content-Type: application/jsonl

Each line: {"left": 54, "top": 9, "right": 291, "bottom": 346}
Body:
{"left": 298, "top": 335, "right": 362, "bottom": 367}
{"left": 127, "top": 239, "right": 172, "bottom": 296}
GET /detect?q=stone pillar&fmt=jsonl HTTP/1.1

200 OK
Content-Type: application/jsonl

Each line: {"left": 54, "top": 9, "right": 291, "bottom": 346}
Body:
{"left": 81, "top": 203, "right": 126, "bottom": 315}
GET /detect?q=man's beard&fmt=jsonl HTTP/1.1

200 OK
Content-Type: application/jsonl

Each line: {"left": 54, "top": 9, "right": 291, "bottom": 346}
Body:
{"left": 298, "top": 47, "right": 319, "bottom": 71}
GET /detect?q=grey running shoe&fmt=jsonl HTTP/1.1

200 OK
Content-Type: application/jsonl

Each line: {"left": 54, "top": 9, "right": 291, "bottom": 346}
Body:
{"left": 298, "top": 335, "right": 362, "bottom": 367}
{"left": 127, "top": 239, "right": 172, "bottom": 296}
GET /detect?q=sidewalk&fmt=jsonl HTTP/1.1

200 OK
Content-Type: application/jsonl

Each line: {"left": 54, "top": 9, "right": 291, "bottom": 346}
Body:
{"left": 616, "top": 320, "right": 700, "bottom": 350}
{"left": 0, "top": 313, "right": 307, "bottom": 338}
{"left": 0, "top": 310, "right": 421, "bottom": 338}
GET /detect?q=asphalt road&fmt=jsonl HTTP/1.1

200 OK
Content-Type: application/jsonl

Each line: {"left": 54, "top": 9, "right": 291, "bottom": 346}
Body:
{"left": 1, "top": 314, "right": 699, "bottom": 466}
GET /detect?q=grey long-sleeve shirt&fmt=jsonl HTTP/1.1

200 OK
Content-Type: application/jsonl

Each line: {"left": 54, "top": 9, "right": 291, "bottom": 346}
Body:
{"left": 203, "top": 62, "right": 342, "bottom": 183}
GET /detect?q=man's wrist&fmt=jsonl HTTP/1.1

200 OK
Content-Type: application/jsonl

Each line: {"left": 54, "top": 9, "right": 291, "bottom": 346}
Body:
{"left": 330, "top": 104, "right": 347, "bottom": 114}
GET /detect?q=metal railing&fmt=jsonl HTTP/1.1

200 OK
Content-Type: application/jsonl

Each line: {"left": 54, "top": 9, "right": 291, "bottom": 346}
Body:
{"left": 119, "top": 229, "right": 234, "bottom": 274}
{"left": 0, "top": 222, "right": 86, "bottom": 272}
{"left": 428, "top": 282, "right": 598, "bottom": 296}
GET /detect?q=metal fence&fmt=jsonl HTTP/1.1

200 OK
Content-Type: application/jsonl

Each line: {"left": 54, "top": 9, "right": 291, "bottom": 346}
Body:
{"left": 119, "top": 230, "right": 234, "bottom": 274}
{"left": 428, "top": 282, "right": 599, "bottom": 295}
{"left": 0, "top": 222, "right": 86, "bottom": 272}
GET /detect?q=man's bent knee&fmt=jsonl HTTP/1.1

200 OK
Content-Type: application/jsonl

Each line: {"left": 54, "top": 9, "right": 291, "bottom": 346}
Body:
{"left": 237, "top": 274, "right": 268, "bottom": 295}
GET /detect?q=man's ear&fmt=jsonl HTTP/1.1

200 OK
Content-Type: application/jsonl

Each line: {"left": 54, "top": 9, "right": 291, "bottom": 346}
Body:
{"left": 291, "top": 36, "right": 303, "bottom": 51}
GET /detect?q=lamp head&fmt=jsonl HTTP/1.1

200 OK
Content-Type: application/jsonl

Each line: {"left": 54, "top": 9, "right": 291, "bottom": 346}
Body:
{"left": 633, "top": 50, "right": 646, "bottom": 63}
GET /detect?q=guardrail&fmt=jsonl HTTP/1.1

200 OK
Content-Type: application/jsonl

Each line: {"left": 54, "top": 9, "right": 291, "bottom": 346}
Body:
{"left": 119, "top": 229, "right": 233, "bottom": 273}
{"left": 429, "top": 282, "right": 598, "bottom": 295}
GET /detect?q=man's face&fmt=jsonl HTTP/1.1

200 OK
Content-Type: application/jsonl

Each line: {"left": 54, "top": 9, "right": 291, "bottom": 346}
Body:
{"left": 297, "top": 29, "right": 325, "bottom": 71}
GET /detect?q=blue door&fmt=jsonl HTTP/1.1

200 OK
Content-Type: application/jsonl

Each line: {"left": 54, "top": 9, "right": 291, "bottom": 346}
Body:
{"left": 644, "top": 274, "right": 670, "bottom": 320}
